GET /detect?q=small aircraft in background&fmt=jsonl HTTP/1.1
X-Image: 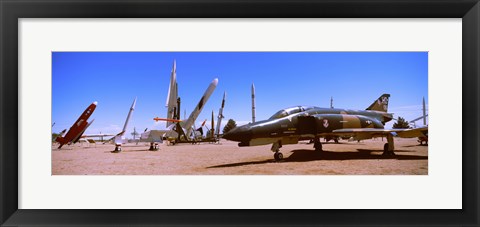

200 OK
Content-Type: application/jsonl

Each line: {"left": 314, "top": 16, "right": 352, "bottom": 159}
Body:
{"left": 55, "top": 101, "right": 97, "bottom": 149}
{"left": 223, "top": 94, "right": 428, "bottom": 161}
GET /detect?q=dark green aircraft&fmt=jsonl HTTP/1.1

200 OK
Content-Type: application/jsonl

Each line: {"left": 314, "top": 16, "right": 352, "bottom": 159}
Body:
{"left": 223, "top": 94, "right": 428, "bottom": 161}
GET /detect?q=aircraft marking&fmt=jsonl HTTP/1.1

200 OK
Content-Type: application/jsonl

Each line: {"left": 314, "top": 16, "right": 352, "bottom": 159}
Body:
{"left": 77, "top": 119, "right": 84, "bottom": 127}
{"left": 323, "top": 119, "right": 329, "bottom": 128}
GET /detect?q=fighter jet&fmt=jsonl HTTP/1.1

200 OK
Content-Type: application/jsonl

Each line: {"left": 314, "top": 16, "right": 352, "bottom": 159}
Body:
{"left": 55, "top": 101, "right": 97, "bottom": 149}
{"left": 223, "top": 94, "right": 428, "bottom": 161}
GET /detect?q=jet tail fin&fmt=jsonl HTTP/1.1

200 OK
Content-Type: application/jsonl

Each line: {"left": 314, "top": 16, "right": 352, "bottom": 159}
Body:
{"left": 55, "top": 136, "right": 64, "bottom": 144}
{"left": 366, "top": 94, "right": 390, "bottom": 112}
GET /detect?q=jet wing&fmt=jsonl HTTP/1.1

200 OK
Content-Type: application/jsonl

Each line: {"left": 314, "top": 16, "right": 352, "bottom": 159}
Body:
{"left": 140, "top": 130, "right": 167, "bottom": 143}
{"left": 396, "top": 126, "right": 428, "bottom": 138}
{"left": 331, "top": 127, "right": 428, "bottom": 139}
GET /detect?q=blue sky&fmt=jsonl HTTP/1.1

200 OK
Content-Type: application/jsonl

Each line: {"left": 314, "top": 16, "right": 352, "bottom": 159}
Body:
{"left": 52, "top": 52, "right": 428, "bottom": 138}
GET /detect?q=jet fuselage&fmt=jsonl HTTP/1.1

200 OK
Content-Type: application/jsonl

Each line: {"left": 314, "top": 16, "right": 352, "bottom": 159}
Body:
{"left": 223, "top": 106, "right": 393, "bottom": 146}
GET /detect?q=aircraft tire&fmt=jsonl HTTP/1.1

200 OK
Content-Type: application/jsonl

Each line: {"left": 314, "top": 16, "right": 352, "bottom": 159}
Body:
{"left": 112, "top": 146, "right": 121, "bottom": 153}
{"left": 274, "top": 152, "right": 283, "bottom": 161}
{"left": 382, "top": 143, "right": 395, "bottom": 156}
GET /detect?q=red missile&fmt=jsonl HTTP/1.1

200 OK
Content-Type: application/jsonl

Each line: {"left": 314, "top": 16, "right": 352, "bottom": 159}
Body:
{"left": 56, "top": 101, "right": 97, "bottom": 149}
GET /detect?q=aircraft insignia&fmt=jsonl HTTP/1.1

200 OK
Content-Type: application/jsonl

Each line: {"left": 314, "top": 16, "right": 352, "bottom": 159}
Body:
{"left": 323, "top": 119, "right": 329, "bottom": 128}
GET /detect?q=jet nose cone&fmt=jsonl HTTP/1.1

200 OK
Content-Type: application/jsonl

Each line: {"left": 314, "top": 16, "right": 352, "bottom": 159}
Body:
{"left": 223, "top": 126, "right": 252, "bottom": 142}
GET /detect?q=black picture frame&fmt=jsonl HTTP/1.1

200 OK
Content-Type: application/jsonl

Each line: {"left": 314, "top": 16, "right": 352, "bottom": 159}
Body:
{"left": 1, "top": 0, "right": 478, "bottom": 226}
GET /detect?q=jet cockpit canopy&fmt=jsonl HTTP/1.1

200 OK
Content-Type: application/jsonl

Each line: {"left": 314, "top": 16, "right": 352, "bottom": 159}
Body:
{"left": 269, "top": 106, "right": 313, "bottom": 119}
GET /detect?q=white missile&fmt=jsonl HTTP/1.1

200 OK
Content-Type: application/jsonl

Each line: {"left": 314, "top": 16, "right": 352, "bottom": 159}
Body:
{"left": 184, "top": 78, "right": 218, "bottom": 137}
{"left": 252, "top": 83, "right": 256, "bottom": 123}
{"left": 121, "top": 97, "right": 137, "bottom": 134}
{"left": 165, "top": 60, "right": 178, "bottom": 127}
{"left": 216, "top": 91, "right": 226, "bottom": 138}
{"left": 113, "top": 97, "right": 137, "bottom": 150}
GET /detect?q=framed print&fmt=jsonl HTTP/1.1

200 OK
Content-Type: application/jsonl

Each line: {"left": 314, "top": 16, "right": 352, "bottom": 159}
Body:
{"left": 1, "top": 0, "right": 479, "bottom": 226}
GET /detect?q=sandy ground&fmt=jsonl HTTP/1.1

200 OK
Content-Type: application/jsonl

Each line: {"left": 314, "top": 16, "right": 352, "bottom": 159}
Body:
{"left": 52, "top": 138, "right": 427, "bottom": 175}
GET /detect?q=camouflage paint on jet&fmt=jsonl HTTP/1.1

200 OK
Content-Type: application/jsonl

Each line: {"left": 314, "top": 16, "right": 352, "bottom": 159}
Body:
{"left": 223, "top": 94, "right": 427, "bottom": 161}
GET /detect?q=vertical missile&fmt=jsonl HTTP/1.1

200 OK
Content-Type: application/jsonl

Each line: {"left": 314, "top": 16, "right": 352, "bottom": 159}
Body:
{"left": 252, "top": 83, "right": 256, "bottom": 123}
{"left": 422, "top": 97, "right": 426, "bottom": 126}
{"left": 184, "top": 78, "right": 218, "bottom": 137}
{"left": 216, "top": 91, "right": 226, "bottom": 139}
{"left": 166, "top": 60, "right": 177, "bottom": 107}
{"left": 166, "top": 60, "right": 177, "bottom": 127}
{"left": 330, "top": 96, "right": 333, "bottom": 109}
{"left": 211, "top": 110, "right": 215, "bottom": 138}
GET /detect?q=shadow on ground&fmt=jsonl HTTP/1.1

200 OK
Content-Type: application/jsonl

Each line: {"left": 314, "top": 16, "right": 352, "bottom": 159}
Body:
{"left": 402, "top": 144, "right": 429, "bottom": 148}
{"left": 207, "top": 149, "right": 428, "bottom": 169}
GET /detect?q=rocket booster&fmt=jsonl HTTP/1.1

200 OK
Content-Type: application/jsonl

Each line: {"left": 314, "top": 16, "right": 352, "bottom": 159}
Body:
{"left": 216, "top": 91, "right": 226, "bottom": 138}
{"left": 252, "top": 83, "right": 256, "bottom": 123}
{"left": 184, "top": 78, "right": 218, "bottom": 136}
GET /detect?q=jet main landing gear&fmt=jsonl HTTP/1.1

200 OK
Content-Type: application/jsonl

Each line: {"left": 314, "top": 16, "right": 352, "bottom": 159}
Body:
{"left": 149, "top": 142, "right": 159, "bottom": 151}
{"left": 112, "top": 145, "right": 122, "bottom": 153}
{"left": 382, "top": 133, "right": 395, "bottom": 156}
{"left": 271, "top": 141, "right": 283, "bottom": 161}
{"left": 313, "top": 137, "right": 323, "bottom": 152}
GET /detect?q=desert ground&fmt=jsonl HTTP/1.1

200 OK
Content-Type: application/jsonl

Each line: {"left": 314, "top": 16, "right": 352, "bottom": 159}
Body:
{"left": 52, "top": 138, "right": 427, "bottom": 175}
